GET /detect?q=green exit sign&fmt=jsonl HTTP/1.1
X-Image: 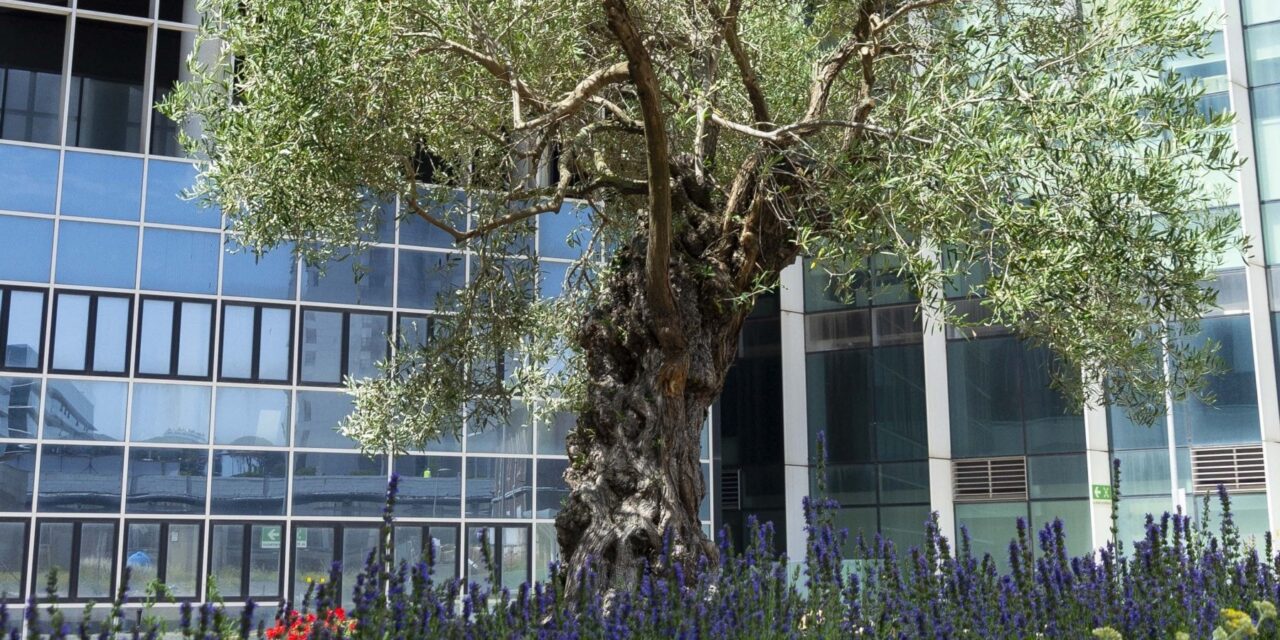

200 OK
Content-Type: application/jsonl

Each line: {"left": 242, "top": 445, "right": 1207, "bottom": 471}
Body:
{"left": 1091, "top": 484, "right": 1113, "bottom": 501}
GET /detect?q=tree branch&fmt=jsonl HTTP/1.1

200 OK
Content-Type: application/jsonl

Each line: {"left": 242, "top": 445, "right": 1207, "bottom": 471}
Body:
{"left": 518, "top": 62, "right": 632, "bottom": 130}
{"left": 710, "top": 113, "right": 933, "bottom": 144}
{"left": 705, "top": 0, "right": 769, "bottom": 125}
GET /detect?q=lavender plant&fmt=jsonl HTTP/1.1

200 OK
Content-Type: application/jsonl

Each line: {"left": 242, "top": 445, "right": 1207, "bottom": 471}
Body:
{"left": 4, "top": 469, "right": 1278, "bottom": 638}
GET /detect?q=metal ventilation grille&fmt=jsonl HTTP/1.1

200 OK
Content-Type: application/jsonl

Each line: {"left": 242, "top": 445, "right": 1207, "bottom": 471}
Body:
{"left": 1191, "top": 446, "right": 1267, "bottom": 493}
{"left": 953, "top": 457, "right": 1028, "bottom": 502}
{"left": 720, "top": 469, "right": 742, "bottom": 511}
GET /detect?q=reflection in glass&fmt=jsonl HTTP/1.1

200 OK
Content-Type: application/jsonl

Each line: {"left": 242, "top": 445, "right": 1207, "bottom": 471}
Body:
{"left": 166, "top": 524, "right": 201, "bottom": 597}
{"left": 397, "top": 251, "right": 464, "bottom": 310}
{"left": 0, "top": 376, "right": 39, "bottom": 438}
{"left": 219, "top": 305, "right": 254, "bottom": 379}
{"left": 59, "top": 152, "right": 143, "bottom": 221}
{"left": 291, "top": 526, "right": 335, "bottom": 604}
{"left": 1173, "top": 315, "right": 1261, "bottom": 445}
{"left": 1244, "top": 0, "right": 1280, "bottom": 26}
{"left": 67, "top": 19, "right": 146, "bottom": 152}
{"left": 1026, "top": 454, "right": 1088, "bottom": 500}
{"left": 259, "top": 308, "right": 292, "bottom": 380}
{"left": 300, "top": 310, "right": 342, "bottom": 383}
{"left": 178, "top": 302, "right": 213, "bottom": 376}
{"left": 142, "top": 229, "right": 219, "bottom": 294}
{"left": 151, "top": 30, "right": 196, "bottom": 156}
{"left": 1254, "top": 85, "right": 1280, "bottom": 202}
{"left": 393, "top": 455, "right": 461, "bottom": 517}
{"left": 400, "top": 190, "right": 464, "bottom": 248}
{"left": 538, "top": 202, "right": 592, "bottom": 259}
{"left": 124, "top": 523, "right": 160, "bottom": 588}
{"left": 51, "top": 295, "right": 89, "bottom": 371}
{"left": 878, "top": 461, "right": 929, "bottom": 504}
{"left": 130, "top": 383, "right": 210, "bottom": 443}
{"left": 954, "top": 501, "right": 1027, "bottom": 572}
{"left": 394, "top": 525, "right": 458, "bottom": 581}
{"left": 880, "top": 505, "right": 930, "bottom": 552}
{"left": 465, "top": 457, "right": 531, "bottom": 518}
{"left": 93, "top": 296, "right": 129, "bottom": 373}
{"left": 221, "top": 305, "right": 292, "bottom": 382}
{"left": 55, "top": 221, "right": 137, "bottom": 289}
{"left": 126, "top": 448, "right": 207, "bottom": 514}
{"left": 221, "top": 244, "right": 297, "bottom": 300}
{"left": 37, "top": 445, "right": 124, "bottom": 512}
{"left": 536, "top": 459, "right": 569, "bottom": 518}
{"left": 0, "top": 444, "right": 34, "bottom": 511}
{"left": 348, "top": 313, "right": 388, "bottom": 380}
{"left": 291, "top": 452, "right": 387, "bottom": 517}
{"left": 294, "top": 391, "right": 356, "bottom": 449}
{"left": 210, "top": 450, "right": 287, "bottom": 515}
{"left": 43, "top": 379, "right": 126, "bottom": 441}
{"left": 211, "top": 523, "right": 282, "bottom": 599}
{"left": 341, "top": 528, "right": 379, "bottom": 606}
{"left": 35, "top": 522, "right": 73, "bottom": 598}
{"left": 78, "top": 523, "right": 116, "bottom": 598}
{"left": 302, "top": 248, "right": 393, "bottom": 306}
{"left": 0, "top": 521, "right": 23, "bottom": 597}
{"left": 537, "top": 411, "right": 575, "bottom": 455}
{"left": 0, "top": 9, "right": 63, "bottom": 144}
{"left": 146, "top": 161, "right": 216, "bottom": 226}
{"left": 0, "top": 144, "right": 58, "bottom": 213}
{"left": 467, "top": 402, "right": 532, "bottom": 455}
{"left": 138, "top": 300, "right": 174, "bottom": 374}
{"left": 0, "top": 215, "right": 53, "bottom": 282}
{"left": 215, "top": 387, "right": 289, "bottom": 446}
{"left": 3, "top": 290, "right": 43, "bottom": 369}
{"left": 465, "top": 526, "right": 528, "bottom": 591}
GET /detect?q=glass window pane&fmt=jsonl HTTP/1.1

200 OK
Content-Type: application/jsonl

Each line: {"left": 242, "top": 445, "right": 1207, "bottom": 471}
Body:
{"left": 878, "top": 461, "right": 929, "bottom": 504}
{"left": 92, "top": 296, "right": 129, "bottom": 373}
{"left": 55, "top": 221, "right": 137, "bottom": 288}
{"left": 1109, "top": 405, "right": 1169, "bottom": 449}
{"left": 0, "top": 444, "right": 35, "bottom": 511}
{"left": 145, "top": 161, "right": 216, "bottom": 226}
{"left": 533, "top": 522, "right": 557, "bottom": 583}
{"left": 347, "top": 313, "right": 388, "bottom": 380}
{"left": 1254, "top": 85, "right": 1280, "bottom": 202}
{"left": 35, "top": 522, "right": 73, "bottom": 598}
{"left": 291, "top": 526, "right": 334, "bottom": 604}
{"left": 873, "top": 345, "right": 927, "bottom": 461}
{"left": 300, "top": 310, "right": 342, "bottom": 384}
{"left": 467, "top": 402, "right": 532, "bottom": 455}
{"left": 1245, "top": 0, "right": 1280, "bottom": 26}
{"left": 0, "top": 215, "right": 53, "bottom": 282}
{"left": 59, "top": 152, "right": 143, "bottom": 221}
{"left": 879, "top": 505, "right": 930, "bottom": 552}
{"left": 0, "top": 9, "right": 64, "bottom": 145}
{"left": 1247, "top": 23, "right": 1280, "bottom": 87}
{"left": 78, "top": 0, "right": 148, "bottom": 17}
{"left": 130, "top": 383, "right": 210, "bottom": 444}
{"left": 1173, "top": 315, "right": 1261, "bottom": 445}
{"left": 138, "top": 300, "right": 175, "bottom": 375}
{"left": 393, "top": 455, "right": 461, "bottom": 518}
{"left": 340, "top": 528, "right": 379, "bottom": 607}
{"left": 177, "top": 302, "right": 212, "bottom": 377}
{"left": 209, "top": 524, "right": 244, "bottom": 598}
{"left": 465, "top": 457, "right": 531, "bottom": 518}
{"left": 0, "top": 144, "right": 58, "bottom": 214}
{"left": 538, "top": 201, "right": 591, "bottom": 259}
{"left": 301, "top": 248, "right": 393, "bottom": 306}
{"left": 465, "top": 526, "right": 495, "bottom": 590}
{"left": 44, "top": 379, "right": 126, "bottom": 441}
{"left": 150, "top": 30, "right": 195, "bottom": 157}
{"left": 1029, "top": 500, "right": 1093, "bottom": 558}
{"left": 400, "top": 190, "right": 465, "bottom": 248}
{"left": 954, "top": 501, "right": 1027, "bottom": 572}
{"left": 500, "top": 527, "right": 529, "bottom": 591}
{"left": 397, "top": 251, "right": 464, "bottom": 310}
{"left": 4, "top": 290, "right": 43, "bottom": 369}
{"left": 38, "top": 445, "right": 123, "bottom": 512}
{"left": 210, "top": 450, "right": 287, "bottom": 516}
{"left": 948, "top": 338, "right": 1025, "bottom": 458}
{"left": 0, "top": 376, "right": 39, "bottom": 438}
{"left": 126, "top": 448, "right": 207, "bottom": 514}
{"left": 258, "top": 308, "right": 292, "bottom": 381}
{"left": 125, "top": 523, "right": 160, "bottom": 588}
{"left": 248, "top": 524, "right": 282, "bottom": 598}
{"left": 52, "top": 294, "right": 89, "bottom": 371}
{"left": 1021, "top": 347, "right": 1084, "bottom": 453}
{"left": 219, "top": 306, "right": 253, "bottom": 379}
{"left": 1115, "top": 496, "right": 1174, "bottom": 549}
{"left": 215, "top": 387, "right": 289, "bottom": 446}
{"left": 158, "top": 0, "right": 199, "bottom": 24}
{"left": 537, "top": 411, "right": 574, "bottom": 455}
{"left": 807, "top": 350, "right": 873, "bottom": 464}
{"left": 165, "top": 524, "right": 201, "bottom": 598}
{"left": 1027, "top": 454, "right": 1088, "bottom": 500}
{"left": 294, "top": 391, "right": 356, "bottom": 449}
{"left": 291, "top": 452, "right": 387, "bottom": 517}
{"left": 67, "top": 19, "right": 146, "bottom": 153}
{"left": 536, "top": 459, "right": 569, "bottom": 518}
{"left": 1112, "top": 449, "right": 1172, "bottom": 496}
{"left": 0, "top": 521, "right": 24, "bottom": 597}
{"left": 77, "top": 523, "right": 116, "bottom": 599}
{"left": 221, "top": 244, "right": 296, "bottom": 300}
{"left": 142, "top": 229, "right": 219, "bottom": 294}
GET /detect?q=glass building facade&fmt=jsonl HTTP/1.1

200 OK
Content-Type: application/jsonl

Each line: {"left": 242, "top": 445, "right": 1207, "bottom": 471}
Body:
{"left": 0, "top": 0, "right": 714, "bottom": 612}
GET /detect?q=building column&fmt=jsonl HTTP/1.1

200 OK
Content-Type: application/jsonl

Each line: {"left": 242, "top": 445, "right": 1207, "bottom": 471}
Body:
{"left": 779, "top": 259, "right": 812, "bottom": 561}
{"left": 1223, "top": 0, "right": 1280, "bottom": 536}
{"left": 920, "top": 301, "right": 956, "bottom": 541}
{"left": 1082, "top": 399, "right": 1117, "bottom": 549}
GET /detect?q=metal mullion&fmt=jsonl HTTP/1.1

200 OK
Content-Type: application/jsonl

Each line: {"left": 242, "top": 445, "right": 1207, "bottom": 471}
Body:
{"left": 68, "top": 521, "right": 82, "bottom": 599}
{"left": 84, "top": 293, "right": 98, "bottom": 371}
{"left": 250, "top": 305, "right": 262, "bottom": 380}
{"left": 169, "top": 299, "right": 182, "bottom": 376}
{"left": 0, "top": 289, "right": 10, "bottom": 367}
{"left": 340, "top": 311, "right": 351, "bottom": 380}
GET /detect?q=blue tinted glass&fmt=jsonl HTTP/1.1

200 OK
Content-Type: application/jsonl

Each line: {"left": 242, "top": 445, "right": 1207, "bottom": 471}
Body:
{"left": 0, "top": 443, "right": 34, "bottom": 511}
{"left": 258, "top": 307, "right": 292, "bottom": 381}
{"left": 127, "top": 447, "right": 208, "bottom": 514}
{"left": 397, "top": 315, "right": 435, "bottom": 350}
{"left": 60, "top": 152, "right": 143, "bottom": 220}
{"left": 467, "top": 402, "right": 532, "bottom": 454}
{"left": 538, "top": 201, "right": 591, "bottom": 259}
{"left": 292, "top": 452, "right": 387, "bottom": 517}
{"left": 4, "top": 289, "right": 44, "bottom": 369}
{"left": 393, "top": 455, "right": 461, "bottom": 517}
{"left": 300, "top": 310, "right": 342, "bottom": 384}
{"left": 92, "top": 295, "right": 129, "bottom": 373}
{"left": 0, "top": 144, "right": 58, "bottom": 213}
{"left": 51, "top": 294, "right": 90, "bottom": 371}
{"left": 539, "top": 260, "right": 569, "bottom": 299}
{"left": 400, "top": 189, "right": 465, "bottom": 248}
{"left": 222, "top": 242, "right": 297, "bottom": 300}
{"left": 1174, "top": 315, "right": 1261, "bottom": 445}
{"left": 145, "top": 160, "right": 218, "bottom": 227}
{"left": 130, "top": 383, "right": 210, "bottom": 444}
{"left": 947, "top": 338, "right": 1025, "bottom": 458}
{"left": 215, "top": 387, "right": 289, "bottom": 446}
{"left": 138, "top": 299, "right": 174, "bottom": 374}
{"left": 0, "top": 376, "right": 39, "bottom": 438}
{"left": 398, "top": 250, "right": 464, "bottom": 310}
{"left": 219, "top": 305, "right": 254, "bottom": 379}
{"left": 142, "top": 228, "right": 218, "bottom": 294}
{"left": 465, "top": 457, "right": 532, "bottom": 518}
{"left": 294, "top": 391, "right": 357, "bottom": 449}
{"left": 38, "top": 444, "right": 123, "bottom": 512}
{"left": 55, "top": 221, "right": 137, "bottom": 288}
{"left": 43, "top": 379, "right": 126, "bottom": 441}
{"left": 348, "top": 313, "right": 388, "bottom": 380}
{"left": 535, "top": 459, "right": 569, "bottom": 518}
{"left": 0, "top": 215, "right": 52, "bottom": 282}
{"left": 211, "top": 450, "right": 287, "bottom": 515}
{"left": 177, "top": 302, "right": 212, "bottom": 377}
{"left": 301, "top": 248, "right": 393, "bottom": 306}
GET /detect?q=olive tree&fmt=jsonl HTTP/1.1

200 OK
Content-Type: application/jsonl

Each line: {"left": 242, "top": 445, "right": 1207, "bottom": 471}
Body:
{"left": 167, "top": 0, "right": 1237, "bottom": 594}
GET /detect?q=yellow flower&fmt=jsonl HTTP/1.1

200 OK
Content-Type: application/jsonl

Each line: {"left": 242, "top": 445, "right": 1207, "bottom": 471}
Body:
{"left": 1091, "top": 627, "right": 1124, "bottom": 640}
{"left": 1219, "top": 608, "right": 1258, "bottom": 638}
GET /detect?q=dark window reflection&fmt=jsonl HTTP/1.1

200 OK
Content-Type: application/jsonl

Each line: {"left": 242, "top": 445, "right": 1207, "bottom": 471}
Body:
{"left": 393, "top": 455, "right": 461, "bottom": 517}
{"left": 126, "top": 448, "right": 207, "bottom": 514}
{"left": 210, "top": 450, "right": 287, "bottom": 515}
{"left": 37, "top": 445, "right": 124, "bottom": 512}
{"left": 78, "top": 0, "right": 149, "bottom": 17}
{"left": 0, "top": 520, "right": 24, "bottom": 599}
{"left": 535, "top": 459, "right": 569, "bottom": 518}
{"left": 0, "top": 444, "right": 34, "bottom": 511}
{"left": 150, "top": 29, "right": 194, "bottom": 156}
{"left": 67, "top": 19, "right": 146, "bottom": 152}
{"left": 465, "top": 457, "right": 531, "bottom": 518}
{"left": 0, "top": 9, "right": 64, "bottom": 144}
{"left": 291, "top": 452, "right": 387, "bottom": 517}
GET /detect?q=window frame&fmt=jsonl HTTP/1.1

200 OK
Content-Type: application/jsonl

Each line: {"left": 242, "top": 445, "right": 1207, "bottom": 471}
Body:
{"left": 463, "top": 523, "right": 532, "bottom": 589}
{"left": 392, "top": 523, "right": 461, "bottom": 583}
{"left": 287, "top": 521, "right": 380, "bottom": 604}
{"left": 206, "top": 520, "right": 285, "bottom": 602}
{"left": 31, "top": 518, "right": 119, "bottom": 602}
{"left": 0, "top": 286, "right": 48, "bottom": 373}
{"left": 297, "top": 307, "right": 390, "bottom": 387}
{"left": 134, "top": 295, "right": 215, "bottom": 380}
{"left": 217, "top": 302, "right": 294, "bottom": 384}
{"left": 0, "top": 518, "right": 29, "bottom": 603}
{"left": 122, "top": 519, "right": 205, "bottom": 602}
{"left": 47, "top": 289, "right": 134, "bottom": 376}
